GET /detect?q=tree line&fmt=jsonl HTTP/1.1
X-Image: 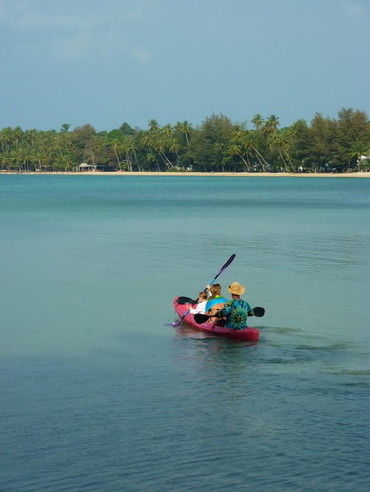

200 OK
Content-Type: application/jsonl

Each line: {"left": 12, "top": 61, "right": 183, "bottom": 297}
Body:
{"left": 1, "top": 108, "right": 370, "bottom": 173}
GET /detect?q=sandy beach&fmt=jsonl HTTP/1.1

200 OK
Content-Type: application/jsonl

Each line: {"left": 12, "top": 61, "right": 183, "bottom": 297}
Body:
{"left": 1, "top": 171, "right": 370, "bottom": 177}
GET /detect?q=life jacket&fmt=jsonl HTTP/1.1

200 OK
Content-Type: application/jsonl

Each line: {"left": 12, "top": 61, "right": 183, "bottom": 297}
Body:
{"left": 206, "top": 295, "right": 227, "bottom": 312}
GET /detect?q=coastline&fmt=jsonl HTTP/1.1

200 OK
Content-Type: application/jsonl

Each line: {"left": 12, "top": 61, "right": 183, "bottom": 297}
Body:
{"left": 1, "top": 170, "right": 370, "bottom": 178}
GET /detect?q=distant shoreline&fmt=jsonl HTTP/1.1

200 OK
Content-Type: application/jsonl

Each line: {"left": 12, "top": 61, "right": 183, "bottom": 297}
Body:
{"left": 1, "top": 171, "right": 370, "bottom": 178}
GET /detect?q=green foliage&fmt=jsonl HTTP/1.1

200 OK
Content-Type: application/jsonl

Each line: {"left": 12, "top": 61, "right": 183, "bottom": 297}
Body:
{"left": 1, "top": 109, "right": 370, "bottom": 173}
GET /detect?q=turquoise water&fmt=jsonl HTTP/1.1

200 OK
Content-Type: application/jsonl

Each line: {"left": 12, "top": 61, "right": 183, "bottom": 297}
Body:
{"left": 1, "top": 175, "right": 370, "bottom": 491}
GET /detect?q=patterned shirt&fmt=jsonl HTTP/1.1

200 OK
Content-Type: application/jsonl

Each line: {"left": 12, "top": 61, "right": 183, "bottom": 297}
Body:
{"left": 219, "top": 298, "right": 251, "bottom": 330}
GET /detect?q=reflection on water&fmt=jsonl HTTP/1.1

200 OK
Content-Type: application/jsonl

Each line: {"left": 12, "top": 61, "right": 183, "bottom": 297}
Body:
{"left": 168, "top": 326, "right": 370, "bottom": 490}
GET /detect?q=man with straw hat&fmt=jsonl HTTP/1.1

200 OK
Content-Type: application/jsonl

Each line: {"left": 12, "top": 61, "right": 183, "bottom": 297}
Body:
{"left": 215, "top": 282, "right": 252, "bottom": 330}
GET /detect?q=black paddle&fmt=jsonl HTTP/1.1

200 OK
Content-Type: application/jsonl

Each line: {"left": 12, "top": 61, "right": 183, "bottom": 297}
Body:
{"left": 194, "top": 306, "right": 265, "bottom": 324}
{"left": 173, "top": 253, "right": 236, "bottom": 327}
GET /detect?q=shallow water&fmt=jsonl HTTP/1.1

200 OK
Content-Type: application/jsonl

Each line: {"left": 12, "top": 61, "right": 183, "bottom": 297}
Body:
{"left": 1, "top": 175, "right": 370, "bottom": 491}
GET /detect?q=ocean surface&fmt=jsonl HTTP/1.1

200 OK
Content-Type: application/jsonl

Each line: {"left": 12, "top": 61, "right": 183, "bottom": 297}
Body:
{"left": 1, "top": 175, "right": 370, "bottom": 492}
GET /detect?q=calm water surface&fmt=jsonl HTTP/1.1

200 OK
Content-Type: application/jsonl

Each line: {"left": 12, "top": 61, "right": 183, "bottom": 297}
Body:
{"left": 1, "top": 176, "right": 370, "bottom": 491}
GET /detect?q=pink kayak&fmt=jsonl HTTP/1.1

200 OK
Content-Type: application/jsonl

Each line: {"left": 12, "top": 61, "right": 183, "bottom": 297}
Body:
{"left": 173, "top": 296, "right": 260, "bottom": 341}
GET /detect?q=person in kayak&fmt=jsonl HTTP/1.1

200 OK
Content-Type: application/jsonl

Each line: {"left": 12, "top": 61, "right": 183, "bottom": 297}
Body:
{"left": 215, "top": 282, "right": 251, "bottom": 330}
{"left": 189, "top": 291, "right": 209, "bottom": 315}
{"left": 205, "top": 284, "right": 227, "bottom": 318}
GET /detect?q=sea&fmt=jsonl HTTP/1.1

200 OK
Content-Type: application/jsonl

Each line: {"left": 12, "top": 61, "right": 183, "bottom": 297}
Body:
{"left": 1, "top": 175, "right": 370, "bottom": 492}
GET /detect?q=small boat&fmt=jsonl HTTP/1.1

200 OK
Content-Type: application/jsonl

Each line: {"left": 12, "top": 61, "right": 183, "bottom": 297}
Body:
{"left": 173, "top": 296, "right": 260, "bottom": 341}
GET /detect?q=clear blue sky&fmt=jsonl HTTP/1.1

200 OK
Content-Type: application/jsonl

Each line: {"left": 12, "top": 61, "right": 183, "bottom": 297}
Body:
{"left": 1, "top": 0, "right": 369, "bottom": 131}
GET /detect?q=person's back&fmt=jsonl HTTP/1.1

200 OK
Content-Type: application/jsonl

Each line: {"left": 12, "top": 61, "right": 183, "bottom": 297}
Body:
{"left": 219, "top": 282, "right": 251, "bottom": 330}
{"left": 206, "top": 284, "right": 227, "bottom": 317}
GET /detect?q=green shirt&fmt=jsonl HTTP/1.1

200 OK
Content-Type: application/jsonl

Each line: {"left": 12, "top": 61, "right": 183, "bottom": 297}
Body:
{"left": 219, "top": 298, "right": 251, "bottom": 330}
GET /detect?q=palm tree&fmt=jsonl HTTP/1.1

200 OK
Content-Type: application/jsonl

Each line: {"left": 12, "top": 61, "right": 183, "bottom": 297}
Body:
{"left": 175, "top": 120, "right": 192, "bottom": 147}
{"left": 267, "top": 132, "right": 294, "bottom": 171}
{"left": 122, "top": 136, "right": 137, "bottom": 171}
{"left": 251, "top": 114, "right": 264, "bottom": 130}
{"left": 0, "top": 127, "right": 14, "bottom": 153}
{"left": 227, "top": 129, "right": 253, "bottom": 171}
{"left": 60, "top": 123, "right": 70, "bottom": 133}
{"left": 111, "top": 140, "right": 123, "bottom": 169}
{"left": 12, "top": 126, "right": 24, "bottom": 147}
{"left": 148, "top": 119, "right": 159, "bottom": 133}
{"left": 262, "top": 115, "right": 280, "bottom": 137}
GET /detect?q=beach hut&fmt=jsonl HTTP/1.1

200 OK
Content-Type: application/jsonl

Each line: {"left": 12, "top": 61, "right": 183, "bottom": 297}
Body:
{"left": 79, "top": 163, "right": 93, "bottom": 172}
{"left": 78, "top": 163, "right": 107, "bottom": 172}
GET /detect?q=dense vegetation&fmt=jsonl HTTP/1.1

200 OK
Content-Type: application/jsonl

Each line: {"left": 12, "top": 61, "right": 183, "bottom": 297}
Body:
{"left": 1, "top": 108, "right": 370, "bottom": 173}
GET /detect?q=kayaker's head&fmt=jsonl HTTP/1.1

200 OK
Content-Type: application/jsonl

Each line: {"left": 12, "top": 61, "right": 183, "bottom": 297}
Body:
{"left": 198, "top": 291, "right": 208, "bottom": 301}
{"left": 209, "top": 283, "right": 222, "bottom": 297}
{"left": 228, "top": 282, "right": 245, "bottom": 297}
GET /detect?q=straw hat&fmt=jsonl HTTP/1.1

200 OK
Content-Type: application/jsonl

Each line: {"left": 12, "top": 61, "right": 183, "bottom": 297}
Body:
{"left": 228, "top": 282, "right": 245, "bottom": 295}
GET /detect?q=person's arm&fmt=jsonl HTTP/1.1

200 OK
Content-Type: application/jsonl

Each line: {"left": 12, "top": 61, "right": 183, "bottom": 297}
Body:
{"left": 218, "top": 302, "right": 232, "bottom": 318}
{"left": 243, "top": 301, "right": 253, "bottom": 316}
{"left": 189, "top": 303, "right": 204, "bottom": 314}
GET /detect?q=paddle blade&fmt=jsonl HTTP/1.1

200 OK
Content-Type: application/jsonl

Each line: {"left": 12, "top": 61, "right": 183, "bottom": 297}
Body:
{"left": 212, "top": 253, "right": 236, "bottom": 282}
{"left": 220, "top": 253, "right": 236, "bottom": 272}
{"left": 194, "top": 313, "right": 210, "bottom": 324}
{"left": 176, "top": 296, "right": 197, "bottom": 305}
{"left": 252, "top": 307, "right": 265, "bottom": 317}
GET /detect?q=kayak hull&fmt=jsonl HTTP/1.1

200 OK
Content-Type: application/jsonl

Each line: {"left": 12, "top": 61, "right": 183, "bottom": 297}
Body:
{"left": 173, "top": 296, "right": 260, "bottom": 341}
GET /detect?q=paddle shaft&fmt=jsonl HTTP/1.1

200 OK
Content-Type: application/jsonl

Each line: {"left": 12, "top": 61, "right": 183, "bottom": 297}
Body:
{"left": 172, "top": 254, "right": 236, "bottom": 326}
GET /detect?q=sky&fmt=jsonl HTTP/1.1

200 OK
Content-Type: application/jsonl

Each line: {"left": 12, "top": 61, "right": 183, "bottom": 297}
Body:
{"left": 1, "top": 0, "right": 369, "bottom": 132}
